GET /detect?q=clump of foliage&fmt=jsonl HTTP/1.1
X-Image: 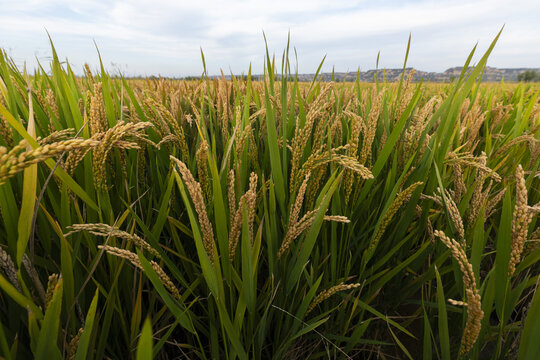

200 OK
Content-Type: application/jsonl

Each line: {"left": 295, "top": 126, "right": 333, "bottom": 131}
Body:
{"left": 517, "top": 69, "right": 540, "bottom": 82}
{"left": 0, "top": 31, "right": 539, "bottom": 359}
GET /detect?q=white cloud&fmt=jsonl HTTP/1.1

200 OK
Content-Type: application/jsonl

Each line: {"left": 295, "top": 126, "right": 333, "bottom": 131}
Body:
{"left": 0, "top": 0, "right": 539, "bottom": 76}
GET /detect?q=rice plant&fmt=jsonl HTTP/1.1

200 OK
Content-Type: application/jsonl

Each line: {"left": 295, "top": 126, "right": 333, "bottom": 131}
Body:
{"left": 0, "top": 32, "right": 539, "bottom": 359}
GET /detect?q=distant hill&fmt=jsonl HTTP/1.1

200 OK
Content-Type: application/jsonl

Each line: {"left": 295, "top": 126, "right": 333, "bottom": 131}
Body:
{"left": 208, "top": 67, "right": 540, "bottom": 82}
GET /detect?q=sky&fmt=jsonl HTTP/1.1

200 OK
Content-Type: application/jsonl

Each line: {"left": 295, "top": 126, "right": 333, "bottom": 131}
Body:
{"left": 1, "top": 0, "right": 539, "bottom": 77}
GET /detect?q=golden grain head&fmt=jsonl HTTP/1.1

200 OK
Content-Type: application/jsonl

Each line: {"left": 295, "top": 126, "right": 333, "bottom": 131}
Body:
{"left": 434, "top": 230, "right": 483, "bottom": 354}
{"left": 171, "top": 156, "right": 215, "bottom": 262}
{"left": 508, "top": 164, "right": 533, "bottom": 276}
{"left": 306, "top": 282, "right": 361, "bottom": 315}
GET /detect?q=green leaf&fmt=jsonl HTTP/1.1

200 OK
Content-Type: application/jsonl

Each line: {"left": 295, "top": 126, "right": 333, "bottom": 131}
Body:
{"left": 137, "top": 251, "right": 195, "bottom": 334}
{"left": 136, "top": 318, "right": 153, "bottom": 360}
{"left": 388, "top": 320, "right": 413, "bottom": 360}
{"left": 74, "top": 289, "right": 99, "bottom": 360}
{"left": 518, "top": 284, "right": 540, "bottom": 360}
{"left": 16, "top": 89, "right": 37, "bottom": 266}
{"left": 60, "top": 234, "right": 75, "bottom": 329}
{"left": 291, "top": 317, "right": 329, "bottom": 341}
{"left": 356, "top": 299, "right": 415, "bottom": 339}
{"left": 494, "top": 190, "right": 512, "bottom": 315}
{"left": 35, "top": 278, "right": 63, "bottom": 360}
{"left": 0, "top": 273, "right": 42, "bottom": 318}
{"left": 422, "top": 308, "right": 433, "bottom": 360}
{"left": 0, "top": 319, "right": 13, "bottom": 360}
{"left": 150, "top": 173, "right": 174, "bottom": 239}
{"left": 264, "top": 85, "right": 286, "bottom": 212}
{"left": 435, "top": 266, "right": 450, "bottom": 360}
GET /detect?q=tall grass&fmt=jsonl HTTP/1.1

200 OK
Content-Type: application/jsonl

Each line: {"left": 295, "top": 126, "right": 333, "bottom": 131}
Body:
{"left": 0, "top": 33, "right": 539, "bottom": 359}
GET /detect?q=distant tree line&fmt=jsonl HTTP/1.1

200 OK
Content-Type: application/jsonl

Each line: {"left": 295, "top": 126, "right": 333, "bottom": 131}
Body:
{"left": 517, "top": 70, "right": 540, "bottom": 82}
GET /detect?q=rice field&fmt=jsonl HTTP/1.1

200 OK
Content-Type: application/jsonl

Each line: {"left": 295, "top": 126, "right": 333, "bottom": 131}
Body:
{"left": 0, "top": 34, "right": 539, "bottom": 359}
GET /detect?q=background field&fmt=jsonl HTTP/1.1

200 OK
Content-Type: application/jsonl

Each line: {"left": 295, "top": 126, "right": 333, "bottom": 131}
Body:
{"left": 0, "top": 36, "right": 539, "bottom": 359}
